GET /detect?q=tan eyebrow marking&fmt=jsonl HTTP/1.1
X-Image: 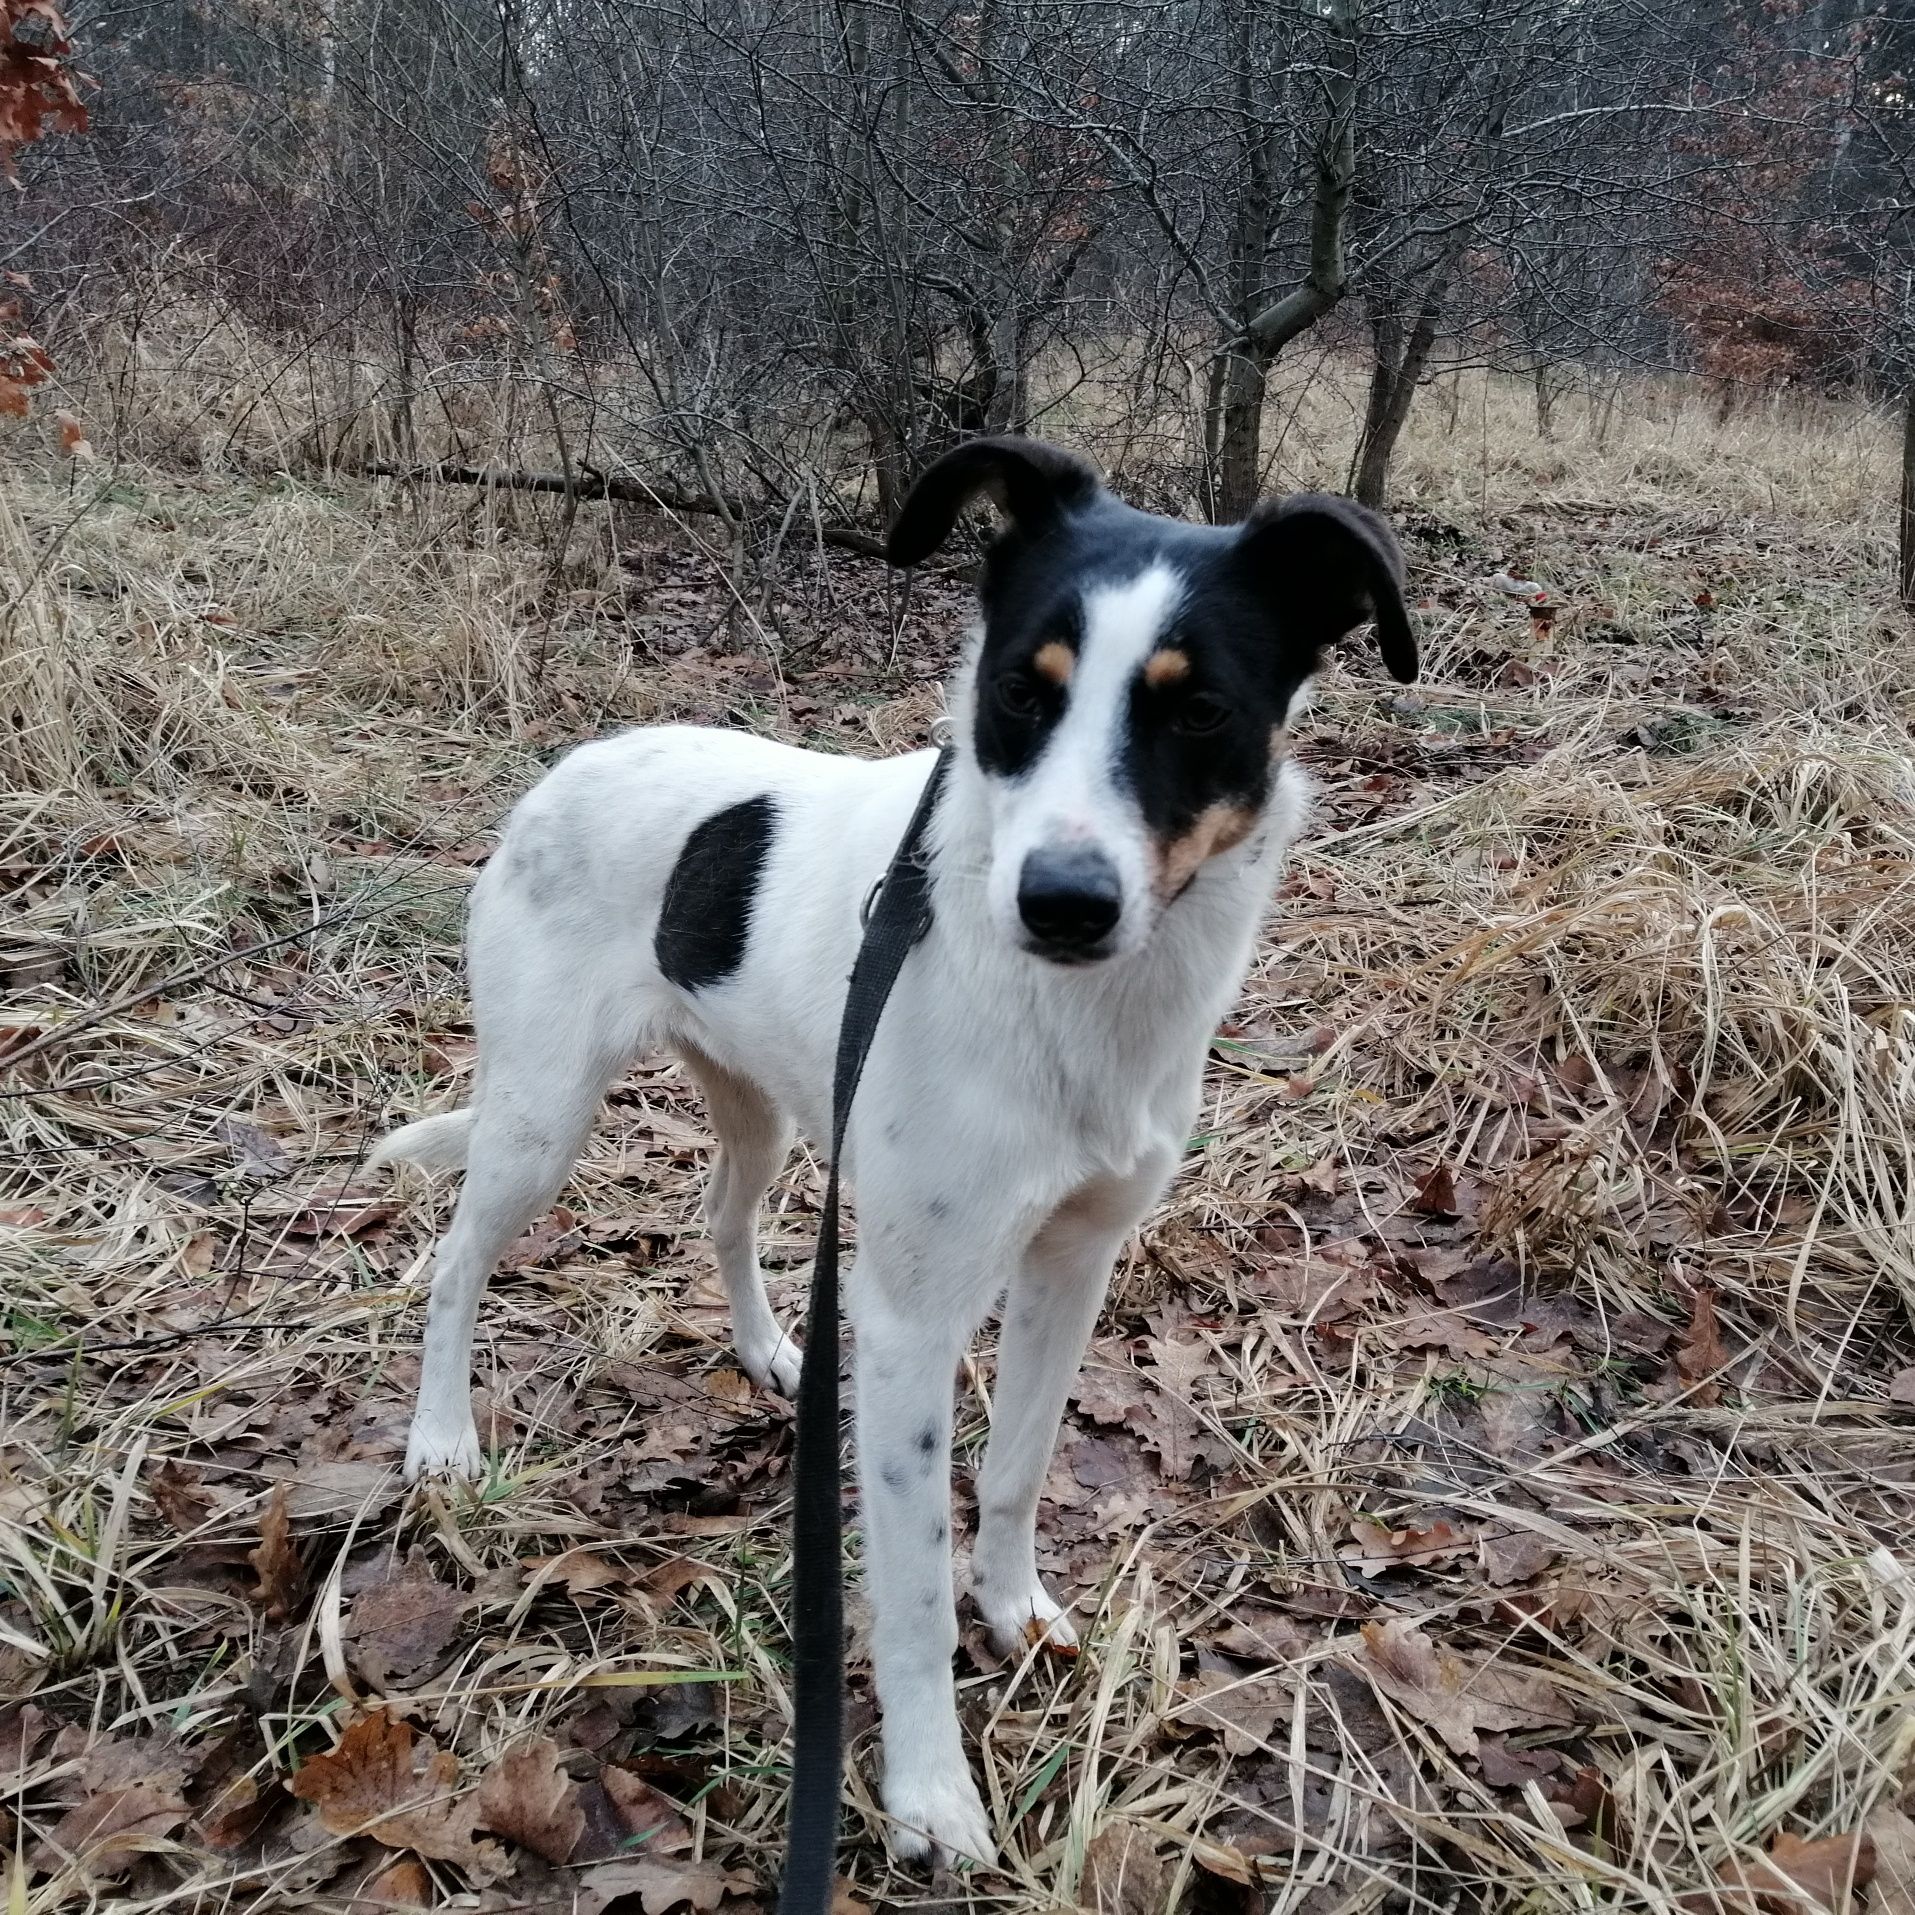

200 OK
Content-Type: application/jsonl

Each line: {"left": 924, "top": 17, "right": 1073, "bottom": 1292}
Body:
{"left": 1143, "top": 647, "right": 1189, "bottom": 688}
{"left": 1033, "top": 641, "right": 1075, "bottom": 686}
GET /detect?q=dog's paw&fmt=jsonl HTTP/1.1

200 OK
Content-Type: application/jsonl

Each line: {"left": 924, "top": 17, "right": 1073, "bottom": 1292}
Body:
{"left": 974, "top": 1578, "right": 1080, "bottom": 1659}
{"left": 739, "top": 1326, "right": 803, "bottom": 1398}
{"left": 882, "top": 1762, "right": 995, "bottom": 1869}
{"left": 404, "top": 1419, "right": 483, "bottom": 1483}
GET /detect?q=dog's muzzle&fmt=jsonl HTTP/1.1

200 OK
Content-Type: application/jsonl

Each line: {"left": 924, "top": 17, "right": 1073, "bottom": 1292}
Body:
{"left": 1017, "top": 845, "right": 1122, "bottom": 960}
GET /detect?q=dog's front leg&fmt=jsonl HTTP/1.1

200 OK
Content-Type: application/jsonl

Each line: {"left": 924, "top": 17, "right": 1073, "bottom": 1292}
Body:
{"left": 971, "top": 1152, "right": 1173, "bottom": 1653}
{"left": 851, "top": 1231, "right": 1003, "bottom": 1868}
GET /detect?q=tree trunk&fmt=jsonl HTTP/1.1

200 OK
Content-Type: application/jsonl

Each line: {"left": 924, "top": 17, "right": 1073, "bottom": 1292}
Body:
{"left": 985, "top": 306, "right": 1026, "bottom": 433}
{"left": 1900, "top": 381, "right": 1915, "bottom": 614}
{"left": 864, "top": 404, "right": 910, "bottom": 527}
{"left": 1354, "top": 304, "right": 1405, "bottom": 508}
{"left": 1352, "top": 259, "right": 1454, "bottom": 509}
{"left": 1533, "top": 364, "right": 1560, "bottom": 438}
{"left": 1206, "top": 343, "right": 1273, "bottom": 524}
{"left": 1201, "top": 0, "right": 1357, "bottom": 524}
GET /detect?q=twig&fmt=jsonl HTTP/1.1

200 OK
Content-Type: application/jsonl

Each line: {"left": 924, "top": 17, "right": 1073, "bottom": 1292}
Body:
{"left": 361, "top": 460, "right": 894, "bottom": 560}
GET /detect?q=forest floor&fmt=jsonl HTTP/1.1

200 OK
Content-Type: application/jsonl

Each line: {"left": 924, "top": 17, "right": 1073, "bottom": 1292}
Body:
{"left": 5, "top": 375, "right": 1915, "bottom": 1914}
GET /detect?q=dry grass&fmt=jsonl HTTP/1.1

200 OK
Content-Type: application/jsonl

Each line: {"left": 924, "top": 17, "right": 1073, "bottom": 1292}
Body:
{"left": 4, "top": 355, "right": 1915, "bottom": 1915}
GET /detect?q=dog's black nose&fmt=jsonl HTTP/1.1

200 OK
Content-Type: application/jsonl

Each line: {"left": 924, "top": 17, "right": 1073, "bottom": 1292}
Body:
{"left": 1017, "top": 846, "right": 1122, "bottom": 954}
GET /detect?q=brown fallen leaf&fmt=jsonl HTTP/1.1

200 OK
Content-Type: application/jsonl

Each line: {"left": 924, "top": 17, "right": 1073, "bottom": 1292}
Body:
{"left": 575, "top": 1855, "right": 752, "bottom": 1914}
{"left": 569, "top": 1760, "right": 697, "bottom": 1865}
{"left": 1479, "top": 1388, "right": 1551, "bottom": 1463}
{"left": 1706, "top": 1828, "right": 1876, "bottom": 1912}
{"left": 526, "top": 1548, "right": 633, "bottom": 1602}
{"left": 1298, "top": 1155, "right": 1340, "bottom": 1198}
{"left": 282, "top": 1459, "right": 402, "bottom": 1522}
{"left": 1354, "top": 1618, "right": 1572, "bottom": 1757}
{"left": 347, "top": 1565, "right": 469, "bottom": 1690}
{"left": 1083, "top": 1821, "right": 1171, "bottom": 1915}
{"left": 0, "top": 1701, "right": 54, "bottom": 1773}
{"left": 1863, "top": 1808, "right": 1915, "bottom": 1912}
{"left": 361, "top": 1856, "right": 433, "bottom": 1905}
{"left": 31, "top": 1783, "right": 188, "bottom": 1879}
{"left": 149, "top": 1459, "right": 218, "bottom": 1536}
{"left": 248, "top": 1482, "right": 304, "bottom": 1621}
{"left": 1410, "top": 1162, "right": 1460, "bottom": 1218}
{"left": 702, "top": 1366, "right": 755, "bottom": 1408}
{"left": 1477, "top": 1738, "right": 1568, "bottom": 1788}
{"left": 600, "top": 1765, "right": 694, "bottom": 1853}
{"left": 1676, "top": 1282, "right": 1727, "bottom": 1407}
{"left": 54, "top": 409, "right": 93, "bottom": 461}
{"left": 475, "top": 1735, "right": 583, "bottom": 1864}
{"left": 1341, "top": 1516, "right": 1473, "bottom": 1574}
{"left": 289, "top": 1708, "right": 508, "bottom": 1884}
{"left": 286, "top": 1186, "right": 399, "bottom": 1238}
{"left": 220, "top": 1116, "right": 294, "bottom": 1180}
{"left": 1478, "top": 1522, "right": 1563, "bottom": 1587}
{"left": 497, "top": 1206, "right": 582, "bottom": 1273}
{"left": 1172, "top": 1669, "right": 1286, "bottom": 1756}
{"left": 77, "top": 1733, "right": 191, "bottom": 1798}
{"left": 1071, "top": 1362, "right": 1153, "bottom": 1428}
{"left": 642, "top": 1556, "right": 721, "bottom": 1604}
{"left": 1543, "top": 1763, "right": 1616, "bottom": 1843}
{"left": 196, "top": 1771, "right": 266, "bottom": 1851}
{"left": 421, "top": 1034, "right": 477, "bottom": 1078}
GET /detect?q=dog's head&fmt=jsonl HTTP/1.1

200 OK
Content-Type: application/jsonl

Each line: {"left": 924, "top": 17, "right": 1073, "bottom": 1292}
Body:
{"left": 887, "top": 435, "right": 1417, "bottom": 965}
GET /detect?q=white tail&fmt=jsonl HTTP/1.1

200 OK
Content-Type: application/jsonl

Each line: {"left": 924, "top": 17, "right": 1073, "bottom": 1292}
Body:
{"left": 368, "top": 1109, "right": 475, "bottom": 1173}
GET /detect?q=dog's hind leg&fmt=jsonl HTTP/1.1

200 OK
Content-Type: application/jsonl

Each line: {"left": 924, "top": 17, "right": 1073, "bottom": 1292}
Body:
{"left": 678, "top": 1045, "right": 800, "bottom": 1395}
{"left": 969, "top": 1151, "right": 1175, "bottom": 1653}
{"left": 405, "top": 1011, "right": 626, "bottom": 1481}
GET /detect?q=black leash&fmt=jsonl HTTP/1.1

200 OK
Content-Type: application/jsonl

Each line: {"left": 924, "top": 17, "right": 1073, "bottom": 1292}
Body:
{"left": 777, "top": 745, "right": 954, "bottom": 1915}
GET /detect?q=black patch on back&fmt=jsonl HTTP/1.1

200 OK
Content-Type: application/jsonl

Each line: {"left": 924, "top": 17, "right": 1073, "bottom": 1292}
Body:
{"left": 655, "top": 795, "right": 778, "bottom": 991}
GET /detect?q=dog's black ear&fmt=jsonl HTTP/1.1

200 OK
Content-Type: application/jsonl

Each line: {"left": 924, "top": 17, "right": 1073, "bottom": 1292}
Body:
{"left": 1236, "top": 494, "right": 1418, "bottom": 684}
{"left": 885, "top": 436, "right": 1102, "bottom": 567}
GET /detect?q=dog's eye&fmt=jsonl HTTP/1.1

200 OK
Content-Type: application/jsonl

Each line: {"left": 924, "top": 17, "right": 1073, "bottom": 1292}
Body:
{"left": 1174, "top": 694, "right": 1232, "bottom": 737}
{"left": 997, "top": 673, "right": 1045, "bottom": 718}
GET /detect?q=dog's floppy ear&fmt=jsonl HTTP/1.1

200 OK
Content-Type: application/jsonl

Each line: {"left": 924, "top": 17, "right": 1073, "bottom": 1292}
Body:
{"left": 886, "top": 436, "right": 1102, "bottom": 567}
{"left": 1236, "top": 493, "right": 1418, "bottom": 684}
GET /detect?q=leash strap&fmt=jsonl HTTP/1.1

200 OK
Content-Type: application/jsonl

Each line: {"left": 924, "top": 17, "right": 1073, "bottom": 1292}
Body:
{"left": 777, "top": 745, "right": 954, "bottom": 1915}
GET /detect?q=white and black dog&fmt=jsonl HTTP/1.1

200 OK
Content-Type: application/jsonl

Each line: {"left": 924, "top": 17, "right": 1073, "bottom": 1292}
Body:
{"left": 372, "top": 437, "right": 1416, "bottom": 1864}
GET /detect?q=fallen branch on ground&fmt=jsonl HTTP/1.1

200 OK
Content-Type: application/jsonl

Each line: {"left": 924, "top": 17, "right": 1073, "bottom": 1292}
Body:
{"left": 361, "top": 461, "right": 892, "bottom": 560}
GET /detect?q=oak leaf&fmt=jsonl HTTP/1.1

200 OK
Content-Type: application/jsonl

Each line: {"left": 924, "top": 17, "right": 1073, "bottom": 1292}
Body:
{"left": 1706, "top": 1828, "right": 1876, "bottom": 1912}
{"left": 1083, "top": 1821, "right": 1171, "bottom": 1915}
{"left": 1341, "top": 1516, "right": 1473, "bottom": 1574}
{"left": 1172, "top": 1669, "right": 1287, "bottom": 1756}
{"left": 149, "top": 1459, "right": 216, "bottom": 1536}
{"left": 289, "top": 1709, "right": 508, "bottom": 1883}
{"left": 475, "top": 1735, "right": 583, "bottom": 1863}
{"left": 1410, "top": 1162, "right": 1460, "bottom": 1218}
{"left": 1675, "top": 1283, "right": 1727, "bottom": 1406}
{"left": 574, "top": 1856, "right": 750, "bottom": 1914}
{"left": 346, "top": 1566, "right": 468, "bottom": 1690}
{"left": 53, "top": 407, "right": 90, "bottom": 459}
{"left": 247, "top": 1481, "right": 304, "bottom": 1620}
{"left": 363, "top": 1857, "right": 433, "bottom": 1905}
{"left": 1354, "top": 1618, "right": 1572, "bottom": 1756}
{"left": 31, "top": 1783, "right": 188, "bottom": 1879}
